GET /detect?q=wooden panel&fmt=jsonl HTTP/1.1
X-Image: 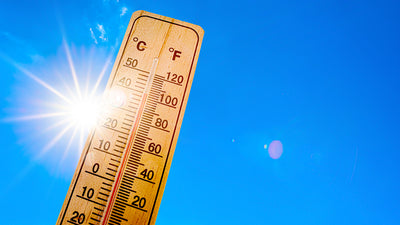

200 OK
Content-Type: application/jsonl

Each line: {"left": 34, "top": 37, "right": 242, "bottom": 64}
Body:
{"left": 56, "top": 10, "right": 203, "bottom": 225}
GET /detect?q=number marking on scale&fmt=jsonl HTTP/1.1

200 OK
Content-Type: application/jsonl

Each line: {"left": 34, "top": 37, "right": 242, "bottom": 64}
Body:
{"left": 56, "top": 10, "right": 204, "bottom": 225}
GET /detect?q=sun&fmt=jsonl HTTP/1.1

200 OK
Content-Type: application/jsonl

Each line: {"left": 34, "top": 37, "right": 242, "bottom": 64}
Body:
{"left": 3, "top": 40, "right": 114, "bottom": 171}
{"left": 66, "top": 97, "right": 102, "bottom": 131}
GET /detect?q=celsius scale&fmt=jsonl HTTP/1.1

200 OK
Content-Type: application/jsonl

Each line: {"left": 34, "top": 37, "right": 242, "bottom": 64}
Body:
{"left": 56, "top": 10, "right": 204, "bottom": 225}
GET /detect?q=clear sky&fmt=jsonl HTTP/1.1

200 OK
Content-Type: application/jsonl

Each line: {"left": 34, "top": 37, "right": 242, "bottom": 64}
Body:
{"left": 1, "top": 0, "right": 400, "bottom": 224}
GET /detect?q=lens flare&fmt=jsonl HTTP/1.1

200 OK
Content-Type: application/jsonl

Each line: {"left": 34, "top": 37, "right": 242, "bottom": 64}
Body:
{"left": 268, "top": 140, "right": 283, "bottom": 159}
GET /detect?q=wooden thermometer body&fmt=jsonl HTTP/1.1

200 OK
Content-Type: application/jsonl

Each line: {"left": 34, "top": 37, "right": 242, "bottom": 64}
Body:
{"left": 56, "top": 10, "right": 203, "bottom": 225}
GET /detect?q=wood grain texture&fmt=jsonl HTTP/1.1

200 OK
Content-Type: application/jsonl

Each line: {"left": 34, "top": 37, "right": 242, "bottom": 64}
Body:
{"left": 56, "top": 10, "right": 203, "bottom": 225}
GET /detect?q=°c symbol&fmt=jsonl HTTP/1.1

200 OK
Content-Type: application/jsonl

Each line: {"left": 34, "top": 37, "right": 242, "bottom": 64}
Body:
{"left": 133, "top": 37, "right": 146, "bottom": 51}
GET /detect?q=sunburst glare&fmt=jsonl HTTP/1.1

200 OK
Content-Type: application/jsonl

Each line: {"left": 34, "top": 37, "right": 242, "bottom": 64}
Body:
{"left": 65, "top": 96, "right": 102, "bottom": 132}
{"left": 3, "top": 41, "right": 114, "bottom": 175}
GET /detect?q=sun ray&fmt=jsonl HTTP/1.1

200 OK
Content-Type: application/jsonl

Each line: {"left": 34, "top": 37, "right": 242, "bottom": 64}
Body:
{"left": 10, "top": 118, "right": 72, "bottom": 152}
{"left": 36, "top": 122, "right": 75, "bottom": 159}
{"left": 63, "top": 40, "right": 82, "bottom": 99}
{"left": 78, "top": 127, "right": 85, "bottom": 158}
{"left": 4, "top": 39, "right": 111, "bottom": 175}
{"left": 65, "top": 126, "right": 80, "bottom": 156}
{"left": 56, "top": 126, "right": 80, "bottom": 173}
{"left": 43, "top": 118, "right": 72, "bottom": 132}
{"left": 90, "top": 53, "right": 112, "bottom": 97}
{"left": 2, "top": 112, "right": 68, "bottom": 122}
{"left": 12, "top": 62, "right": 72, "bottom": 104}
{"left": 84, "top": 67, "right": 91, "bottom": 98}
{"left": 54, "top": 70, "right": 77, "bottom": 102}
{"left": 84, "top": 47, "right": 96, "bottom": 97}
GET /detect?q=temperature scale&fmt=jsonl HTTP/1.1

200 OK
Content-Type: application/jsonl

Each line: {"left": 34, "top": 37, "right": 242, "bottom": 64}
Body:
{"left": 56, "top": 10, "right": 204, "bottom": 225}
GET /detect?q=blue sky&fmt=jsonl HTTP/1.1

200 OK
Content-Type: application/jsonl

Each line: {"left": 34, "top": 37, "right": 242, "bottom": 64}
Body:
{"left": 1, "top": 0, "right": 400, "bottom": 224}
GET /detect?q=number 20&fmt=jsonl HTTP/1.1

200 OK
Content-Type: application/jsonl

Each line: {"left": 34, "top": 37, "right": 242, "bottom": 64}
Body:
{"left": 71, "top": 211, "right": 85, "bottom": 224}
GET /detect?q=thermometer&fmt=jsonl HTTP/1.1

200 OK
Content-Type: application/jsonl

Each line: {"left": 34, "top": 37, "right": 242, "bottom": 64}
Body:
{"left": 56, "top": 10, "right": 204, "bottom": 225}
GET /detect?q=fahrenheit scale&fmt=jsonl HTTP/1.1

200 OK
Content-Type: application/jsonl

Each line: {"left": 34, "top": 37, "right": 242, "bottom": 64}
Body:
{"left": 56, "top": 10, "right": 203, "bottom": 225}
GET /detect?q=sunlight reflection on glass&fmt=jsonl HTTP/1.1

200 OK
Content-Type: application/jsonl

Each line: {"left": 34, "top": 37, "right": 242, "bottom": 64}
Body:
{"left": 107, "top": 88, "right": 127, "bottom": 108}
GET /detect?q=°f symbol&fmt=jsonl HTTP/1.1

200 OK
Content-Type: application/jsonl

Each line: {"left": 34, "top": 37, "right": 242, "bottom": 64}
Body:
{"left": 169, "top": 47, "right": 181, "bottom": 61}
